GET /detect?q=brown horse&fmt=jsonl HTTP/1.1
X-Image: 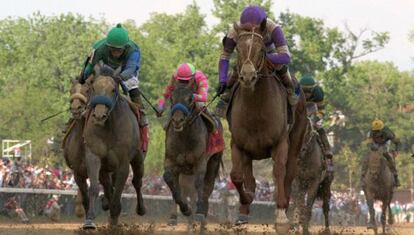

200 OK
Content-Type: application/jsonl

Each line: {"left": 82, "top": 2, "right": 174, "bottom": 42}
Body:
{"left": 82, "top": 64, "right": 145, "bottom": 228}
{"left": 163, "top": 82, "right": 223, "bottom": 228}
{"left": 227, "top": 23, "right": 307, "bottom": 232}
{"left": 362, "top": 145, "right": 394, "bottom": 234}
{"left": 63, "top": 80, "right": 90, "bottom": 218}
{"left": 291, "top": 105, "right": 332, "bottom": 235}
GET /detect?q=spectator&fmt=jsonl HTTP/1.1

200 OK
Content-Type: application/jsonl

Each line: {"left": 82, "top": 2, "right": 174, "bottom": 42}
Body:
{"left": 42, "top": 195, "right": 61, "bottom": 222}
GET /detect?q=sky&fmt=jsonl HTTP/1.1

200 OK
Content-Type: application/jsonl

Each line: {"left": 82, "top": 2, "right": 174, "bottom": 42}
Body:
{"left": 0, "top": 0, "right": 413, "bottom": 71}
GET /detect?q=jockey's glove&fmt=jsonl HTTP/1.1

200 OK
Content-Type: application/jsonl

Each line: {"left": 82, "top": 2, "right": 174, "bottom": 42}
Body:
{"left": 216, "top": 82, "right": 227, "bottom": 96}
{"left": 78, "top": 74, "right": 87, "bottom": 84}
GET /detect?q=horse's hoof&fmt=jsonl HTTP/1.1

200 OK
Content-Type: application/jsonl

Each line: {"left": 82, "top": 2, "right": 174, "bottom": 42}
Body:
{"left": 101, "top": 196, "right": 109, "bottom": 211}
{"left": 235, "top": 214, "right": 248, "bottom": 225}
{"left": 367, "top": 223, "right": 377, "bottom": 230}
{"left": 323, "top": 227, "right": 331, "bottom": 235}
{"left": 136, "top": 205, "right": 146, "bottom": 216}
{"left": 275, "top": 223, "right": 290, "bottom": 235}
{"left": 302, "top": 229, "right": 311, "bottom": 235}
{"left": 180, "top": 204, "right": 192, "bottom": 217}
{"left": 108, "top": 217, "right": 118, "bottom": 227}
{"left": 194, "top": 213, "right": 206, "bottom": 226}
{"left": 82, "top": 219, "right": 96, "bottom": 230}
{"left": 167, "top": 218, "right": 178, "bottom": 226}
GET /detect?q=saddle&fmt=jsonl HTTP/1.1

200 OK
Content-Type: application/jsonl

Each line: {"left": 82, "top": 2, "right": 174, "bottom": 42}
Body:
{"left": 200, "top": 111, "right": 225, "bottom": 155}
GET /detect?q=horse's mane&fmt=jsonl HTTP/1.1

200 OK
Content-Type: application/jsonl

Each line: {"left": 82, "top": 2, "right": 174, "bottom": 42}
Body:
{"left": 99, "top": 65, "right": 115, "bottom": 77}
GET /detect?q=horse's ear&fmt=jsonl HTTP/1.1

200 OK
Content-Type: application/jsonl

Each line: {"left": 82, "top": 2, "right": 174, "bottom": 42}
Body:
{"left": 260, "top": 18, "right": 267, "bottom": 33}
{"left": 114, "top": 66, "right": 122, "bottom": 77}
{"left": 94, "top": 64, "right": 101, "bottom": 77}
{"left": 233, "top": 22, "right": 240, "bottom": 34}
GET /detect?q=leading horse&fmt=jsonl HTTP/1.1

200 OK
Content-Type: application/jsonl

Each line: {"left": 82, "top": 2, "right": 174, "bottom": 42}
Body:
{"left": 227, "top": 23, "right": 307, "bottom": 233}
{"left": 82, "top": 64, "right": 146, "bottom": 228}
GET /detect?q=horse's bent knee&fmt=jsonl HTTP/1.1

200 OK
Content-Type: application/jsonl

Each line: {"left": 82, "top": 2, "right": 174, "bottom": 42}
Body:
{"left": 163, "top": 170, "right": 174, "bottom": 184}
{"left": 89, "top": 185, "right": 99, "bottom": 197}
{"left": 230, "top": 172, "right": 243, "bottom": 184}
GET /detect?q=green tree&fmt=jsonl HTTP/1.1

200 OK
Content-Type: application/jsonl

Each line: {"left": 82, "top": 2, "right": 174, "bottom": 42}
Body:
{"left": 212, "top": 0, "right": 273, "bottom": 33}
{"left": 0, "top": 13, "right": 107, "bottom": 160}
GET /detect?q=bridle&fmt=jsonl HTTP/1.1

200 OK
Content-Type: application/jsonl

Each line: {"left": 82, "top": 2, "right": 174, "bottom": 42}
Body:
{"left": 237, "top": 28, "right": 266, "bottom": 78}
{"left": 89, "top": 76, "right": 120, "bottom": 116}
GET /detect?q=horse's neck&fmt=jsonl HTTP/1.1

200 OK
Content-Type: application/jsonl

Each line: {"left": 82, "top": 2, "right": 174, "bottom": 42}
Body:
{"left": 368, "top": 151, "right": 384, "bottom": 171}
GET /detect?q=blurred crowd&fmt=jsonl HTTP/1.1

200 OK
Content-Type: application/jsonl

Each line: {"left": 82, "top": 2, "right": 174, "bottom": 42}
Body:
{"left": 1, "top": 158, "right": 414, "bottom": 225}
{"left": 0, "top": 158, "right": 76, "bottom": 190}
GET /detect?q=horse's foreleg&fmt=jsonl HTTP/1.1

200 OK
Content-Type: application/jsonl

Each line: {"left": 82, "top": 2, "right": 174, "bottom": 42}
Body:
{"left": 381, "top": 201, "right": 389, "bottom": 234}
{"left": 199, "top": 154, "right": 221, "bottom": 218}
{"left": 366, "top": 194, "right": 376, "bottom": 229}
{"left": 130, "top": 153, "right": 146, "bottom": 216}
{"left": 163, "top": 162, "right": 191, "bottom": 216}
{"left": 109, "top": 162, "right": 129, "bottom": 226}
{"left": 194, "top": 159, "right": 207, "bottom": 216}
{"left": 99, "top": 170, "right": 113, "bottom": 211}
{"left": 73, "top": 174, "right": 88, "bottom": 217}
{"left": 322, "top": 180, "right": 332, "bottom": 230}
{"left": 303, "top": 180, "right": 319, "bottom": 234}
{"left": 230, "top": 144, "right": 251, "bottom": 224}
{"left": 83, "top": 149, "right": 101, "bottom": 229}
{"left": 272, "top": 137, "right": 290, "bottom": 233}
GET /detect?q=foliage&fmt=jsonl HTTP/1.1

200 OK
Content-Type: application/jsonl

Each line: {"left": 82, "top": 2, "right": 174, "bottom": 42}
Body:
{"left": 0, "top": 2, "right": 412, "bottom": 189}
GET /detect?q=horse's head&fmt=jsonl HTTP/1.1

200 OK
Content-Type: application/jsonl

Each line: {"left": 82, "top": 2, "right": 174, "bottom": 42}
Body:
{"left": 69, "top": 79, "right": 90, "bottom": 119}
{"left": 170, "top": 82, "right": 195, "bottom": 132}
{"left": 367, "top": 144, "right": 384, "bottom": 177}
{"left": 235, "top": 22, "right": 267, "bottom": 89}
{"left": 89, "top": 63, "right": 121, "bottom": 126}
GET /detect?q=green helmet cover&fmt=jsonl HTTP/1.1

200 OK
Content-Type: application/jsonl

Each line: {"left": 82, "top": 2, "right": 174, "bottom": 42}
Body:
{"left": 106, "top": 23, "right": 129, "bottom": 48}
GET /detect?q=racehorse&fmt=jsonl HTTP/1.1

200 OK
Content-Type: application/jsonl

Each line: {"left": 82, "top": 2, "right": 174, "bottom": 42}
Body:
{"left": 82, "top": 64, "right": 145, "bottom": 228}
{"left": 362, "top": 145, "right": 394, "bottom": 234}
{"left": 163, "top": 82, "right": 223, "bottom": 228}
{"left": 226, "top": 22, "right": 307, "bottom": 233}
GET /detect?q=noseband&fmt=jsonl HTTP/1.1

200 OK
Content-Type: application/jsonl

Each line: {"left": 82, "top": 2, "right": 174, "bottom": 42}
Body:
{"left": 89, "top": 78, "right": 119, "bottom": 115}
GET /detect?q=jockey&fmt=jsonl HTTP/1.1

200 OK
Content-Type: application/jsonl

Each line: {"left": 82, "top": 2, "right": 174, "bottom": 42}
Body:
{"left": 361, "top": 119, "right": 400, "bottom": 187}
{"left": 215, "top": 5, "right": 297, "bottom": 118}
{"left": 157, "top": 63, "right": 209, "bottom": 115}
{"left": 79, "top": 23, "right": 148, "bottom": 129}
{"left": 300, "top": 75, "right": 333, "bottom": 160}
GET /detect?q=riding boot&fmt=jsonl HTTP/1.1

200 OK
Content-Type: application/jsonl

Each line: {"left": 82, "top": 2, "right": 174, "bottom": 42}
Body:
{"left": 130, "top": 88, "right": 149, "bottom": 153}
{"left": 215, "top": 88, "right": 231, "bottom": 118}
{"left": 215, "top": 67, "right": 238, "bottom": 118}
{"left": 316, "top": 127, "right": 333, "bottom": 159}
{"left": 129, "top": 89, "right": 149, "bottom": 127}
{"left": 276, "top": 65, "right": 299, "bottom": 106}
{"left": 384, "top": 153, "right": 400, "bottom": 187}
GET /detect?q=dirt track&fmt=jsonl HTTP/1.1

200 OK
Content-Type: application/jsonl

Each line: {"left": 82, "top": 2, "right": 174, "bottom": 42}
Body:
{"left": 0, "top": 219, "right": 413, "bottom": 235}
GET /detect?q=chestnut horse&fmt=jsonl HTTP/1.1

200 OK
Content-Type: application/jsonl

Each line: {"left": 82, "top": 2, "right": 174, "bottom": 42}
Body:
{"left": 227, "top": 23, "right": 307, "bottom": 232}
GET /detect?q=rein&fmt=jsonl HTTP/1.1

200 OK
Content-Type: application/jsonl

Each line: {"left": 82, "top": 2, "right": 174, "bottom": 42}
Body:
{"left": 237, "top": 29, "right": 266, "bottom": 79}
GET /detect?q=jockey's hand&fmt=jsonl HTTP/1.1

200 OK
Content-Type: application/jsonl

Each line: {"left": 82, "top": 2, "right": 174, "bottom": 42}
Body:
{"left": 156, "top": 105, "right": 164, "bottom": 118}
{"left": 216, "top": 82, "right": 226, "bottom": 96}
{"left": 78, "top": 75, "right": 86, "bottom": 84}
{"left": 391, "top": 151, "right": 399, "bottom": 157}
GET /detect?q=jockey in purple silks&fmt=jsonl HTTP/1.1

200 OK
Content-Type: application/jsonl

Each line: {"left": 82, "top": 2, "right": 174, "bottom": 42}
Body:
{"left": 215, "top": 5, "right": 298, "bottom": 119}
